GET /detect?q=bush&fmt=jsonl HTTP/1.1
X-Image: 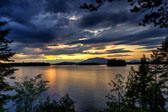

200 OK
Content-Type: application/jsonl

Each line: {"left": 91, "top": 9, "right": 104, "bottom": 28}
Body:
{"left": 35, "top": 94, "right": 76, "bottom": 112}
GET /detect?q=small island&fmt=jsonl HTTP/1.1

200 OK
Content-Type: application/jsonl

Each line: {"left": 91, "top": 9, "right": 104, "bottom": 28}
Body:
{"left": 107, "top": 59, "right": 126, "bottom": 66}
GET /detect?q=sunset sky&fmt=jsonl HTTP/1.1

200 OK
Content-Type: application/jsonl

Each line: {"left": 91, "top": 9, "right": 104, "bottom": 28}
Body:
{"left": 0, "top": 0, "right": 168, "bottom": 63}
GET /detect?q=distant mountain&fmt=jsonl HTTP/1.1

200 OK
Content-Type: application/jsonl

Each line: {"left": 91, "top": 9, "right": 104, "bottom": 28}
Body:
{"left": 80, "top": 58, "right": 108, "bottom": 64}
{"left": 128, "top": 60, "right": 140, "bottom": 63}
{"left": 127, "top": 59, "right": 154, "bottom": 64}
{"left": 54, "top": 62, "right": 76, "bottom": 65}
{"left": 78, "top": 63, "right": 100, "bottom": 65}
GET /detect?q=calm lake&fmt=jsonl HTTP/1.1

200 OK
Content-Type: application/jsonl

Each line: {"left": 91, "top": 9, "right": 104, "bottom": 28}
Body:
{"left": 10, "top": 65, "right": 138, "bottom": 112}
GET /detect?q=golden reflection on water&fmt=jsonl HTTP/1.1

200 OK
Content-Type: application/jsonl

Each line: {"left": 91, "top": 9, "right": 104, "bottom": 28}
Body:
{"left": 14, "top": 65, "right": 138, "bottom": 92}
{"left": 45, "top": 67, "right": 57, "bottom": 85}
{"left": 42, "top": 65, "right": 131, "bottom": 95}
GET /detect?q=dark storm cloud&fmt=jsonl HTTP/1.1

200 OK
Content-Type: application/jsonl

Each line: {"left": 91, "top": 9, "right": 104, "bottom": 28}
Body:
{"left": 68, "top": 28, "right": 168, "bottom": 46}
{"left": 125, "top": 38, "right": 163, "bottom": 46}
{"left": 0, "top": 0, "right": 57, "bottom": 46}
{"left": 41, "top": 47, "right": 88, "bottom": 55}
{"left": 0, "top": 0, "right": 72, "bottom": 47}
{"left": 10, "top": 28, "right": 56, "bottom": 44}
{"left": 114, "top": 29, "right": 168, "bottom": 45}
{"left": 0, "top": 0, "right": 44, "bottom": 25}
{"left": 47, "top": 49, "right": 84, "bottom": 55}
{"left": 44, "top": 0, "right": 69, "bottom": 13}
{"left": 0, "top": 0, "right": 166, "bottom": 57}
{"left": 78, "top": 11, "right": 141, "bottom": 28}
{"left": 107, "top": 48, "right": 132, "bottom": 53}
{"left": 44, "top": 0, "right": 81, "bottom": 13}
{"left": 17, "top": 44, "right": 90, "bottom": 55}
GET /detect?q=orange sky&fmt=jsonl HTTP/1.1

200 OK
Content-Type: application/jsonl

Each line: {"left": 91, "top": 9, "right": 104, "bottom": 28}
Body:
{"left": 12, "top": 44, "right": 155, "bottom": 63}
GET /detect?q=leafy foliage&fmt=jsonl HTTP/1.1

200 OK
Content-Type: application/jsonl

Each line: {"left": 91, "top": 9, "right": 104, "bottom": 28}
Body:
{"left": 35, "top": 94, "right": 76, "bottom": 112}
{"left": 125, "top": 66, "right": 139, "bottom": 110}
{"left": 130, "top": 56, "right": 152, "bottom": 110}
{"left": 102, "top": 74, "right": 126, "bottom": 112}
{"left": 125, "top": 55, "right": 166, "bottom": 111}
{"left": 81, "top": 0, "right": 168, "bottom": 28}
{"left": 14, "top": 74, "right": 49, "bottom": 112}
{"left": 80, "top": 0, "right": 116, "bottom": 12}
{"left": 149, "top": 37, "right": 168, "bottom": 112}
{"left": 128, "top": 0, "right": 168, "bottom": 28}
{"left": 0, "top": 6, "right": 15, "bottom": 111}
{"left": 14, "top": 74, "right": 77, "bottom": 112}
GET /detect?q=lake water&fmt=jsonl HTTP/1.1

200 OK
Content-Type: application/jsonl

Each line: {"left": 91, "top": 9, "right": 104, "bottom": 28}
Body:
{"left": 10, "top": 65, "right": 138, "bottom": 112}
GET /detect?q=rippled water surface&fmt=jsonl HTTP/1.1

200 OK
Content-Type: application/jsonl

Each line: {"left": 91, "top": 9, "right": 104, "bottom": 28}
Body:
{"left": 11, "top": 65, "right": 138, "bottom": 112}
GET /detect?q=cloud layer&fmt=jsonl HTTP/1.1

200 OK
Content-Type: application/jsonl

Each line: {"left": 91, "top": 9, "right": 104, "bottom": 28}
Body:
{"left": 0, "top": 0, "right": 167, "bottom": 62}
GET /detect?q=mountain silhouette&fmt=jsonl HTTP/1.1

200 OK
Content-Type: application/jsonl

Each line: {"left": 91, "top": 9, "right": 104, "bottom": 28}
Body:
{"left": 80, "top": 58, "right": 108, "bottom": 64}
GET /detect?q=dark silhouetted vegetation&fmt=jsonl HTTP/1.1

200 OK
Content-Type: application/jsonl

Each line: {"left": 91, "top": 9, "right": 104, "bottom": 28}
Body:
{"left": 35, "top": 95, "right": 76, "bottom": 112}
{"left": 14, "top": 74, "right": 76, "bottom": 112}
{"left": 102, "top": 74, "right": 126, "bottom": 112}
{"left": 126, "top": 55, "right": 167, "bottom": 112}
{"left": 81, "top": 0, "right": 168, "bottom": 28}
{"left": 14, "top": 74, "right": 49, "bottom": 112}
{"left": 149, "top": 37, "right": 168, "bottom": 112}
{"left": 107, "top": 59, "right": 126, "bottom": 66}
{"left": 128, "top": 0, "right": 168, "bottom": 28}
{"left": 3, "top": 62, "right": 50, "bottom": 66}
{"left": 102, "top": 38, "right": 168, "bottom": 112}
{"left": 0, "top": 5, "right": 15, "bottom": 111}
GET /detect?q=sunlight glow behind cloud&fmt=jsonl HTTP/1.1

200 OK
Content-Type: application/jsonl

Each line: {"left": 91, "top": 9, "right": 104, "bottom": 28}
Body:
{"left": 47, "top": 44, "right": 83, "bottom": 49}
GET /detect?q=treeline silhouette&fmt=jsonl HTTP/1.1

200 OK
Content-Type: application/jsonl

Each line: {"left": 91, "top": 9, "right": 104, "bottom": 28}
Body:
{"left": 1, "top": 62, "right": 50, "bottom": 66}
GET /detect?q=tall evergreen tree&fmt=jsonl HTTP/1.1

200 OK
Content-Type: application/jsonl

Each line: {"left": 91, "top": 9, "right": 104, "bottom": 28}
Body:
{"left": 125, "top": 66, "right": 139, "bottom": 110}
{"left": 126, "top": 55, "right": 153, "bottom": 111}
{"left": 126, "top": 55, "right": 167, "bottom": 112}
{"left": 102, "top": 74, "right": 126, "bottom": 112}
{"left": 0, "top": 5, "right": 15, "bottom": 111}
{"left": 158, "top": 37, "right": 168, "bottom": 87}
{"left": 149, "top": 37, "right": 168, "bottom": 112}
